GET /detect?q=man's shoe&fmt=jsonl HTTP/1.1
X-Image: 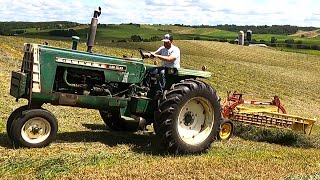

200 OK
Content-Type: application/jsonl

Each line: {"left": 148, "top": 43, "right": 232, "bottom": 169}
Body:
{"left": 154, "top": 92, "right": 163, "bottom": 99}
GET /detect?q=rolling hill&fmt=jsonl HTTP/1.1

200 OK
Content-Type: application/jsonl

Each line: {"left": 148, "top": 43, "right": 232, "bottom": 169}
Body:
{"left": 3, "top": 23, "right": 318, "bottom": 58}
{"left": 4, "top": 23, "right": 319, "bottom": 43}
{"left": 290, "top": 29, "right": 320, "bottom": 38}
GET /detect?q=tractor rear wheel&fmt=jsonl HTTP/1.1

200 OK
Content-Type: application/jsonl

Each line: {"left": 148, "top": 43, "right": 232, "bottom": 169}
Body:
{"left": 155, "top": 79, "right": 221, "bottom": 154}
{"left": 10, "top": 109, "right": 58, "bottom": 148}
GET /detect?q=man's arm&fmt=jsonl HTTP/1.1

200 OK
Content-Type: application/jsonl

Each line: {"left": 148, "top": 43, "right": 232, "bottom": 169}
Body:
{"left": 151, "top": 53, "right": 176, "bottom": 62}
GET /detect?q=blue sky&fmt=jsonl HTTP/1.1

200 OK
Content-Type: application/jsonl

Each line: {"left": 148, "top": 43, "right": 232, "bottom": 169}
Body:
{"left": 0, "top": 0, "right": 319, "bottom": 27}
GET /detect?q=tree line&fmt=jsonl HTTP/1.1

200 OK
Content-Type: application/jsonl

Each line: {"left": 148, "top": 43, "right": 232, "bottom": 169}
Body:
{"left": 214, "top": 24, "right": 317, "bottom": 35}
{"left": 174, "top": 24, "right": 318, "bottom": 35}
{"left": 114, "top": 35, "right": 162, "bottom": 42}
{"left": 0, "top": 21, "right": 79, "bottom": 35}
{"left": 267, "top": 37, "right": 320, "bottom": 50}
{"left": 1, "top": 21, "right": 318, "bottom": 36}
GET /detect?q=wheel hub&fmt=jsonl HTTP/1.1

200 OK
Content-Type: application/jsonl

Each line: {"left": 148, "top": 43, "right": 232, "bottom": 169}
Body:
{"left": 27, "top": 125, "right": 44, "bottom": 139}
{"left": 184, "top": 111, "right": 195, "bottom": 126}
{"left": 31, "top": 126, "right": 42, "bottom": 134}
{"left": 177, "top": 97, "right": 214, "bottom": 145}
{"left": 219, "top": 123, "right": 232, "bottom": 140}
{"left": 22, "top": 117, "right": 51, "bottom": 143}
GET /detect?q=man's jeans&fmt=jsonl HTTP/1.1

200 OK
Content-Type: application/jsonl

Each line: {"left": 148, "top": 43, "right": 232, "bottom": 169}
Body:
{"left": 149, "top": 67, "right": 166, "bottom": 96}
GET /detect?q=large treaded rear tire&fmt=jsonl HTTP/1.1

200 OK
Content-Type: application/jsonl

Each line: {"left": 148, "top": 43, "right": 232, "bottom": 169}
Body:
{"left": 155, "top": 79, "right": 221, "bottom": 154}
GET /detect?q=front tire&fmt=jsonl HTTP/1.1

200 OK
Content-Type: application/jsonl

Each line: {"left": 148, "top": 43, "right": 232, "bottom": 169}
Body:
{"left": 10, "top": 109, "right": 58, "bottom": 148}
{"left": 156, "top": 79, "right": 221, "bottom": 154}
{"left": 7, "top": 105, "right": 28, "bottom": 140}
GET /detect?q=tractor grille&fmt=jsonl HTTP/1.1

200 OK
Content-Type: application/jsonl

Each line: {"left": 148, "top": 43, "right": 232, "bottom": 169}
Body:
{"left": 21, "top": 43, "right": 41, "bottom": 92}
{"left": 21, "top": 51, "right": 34, "bottom": 73}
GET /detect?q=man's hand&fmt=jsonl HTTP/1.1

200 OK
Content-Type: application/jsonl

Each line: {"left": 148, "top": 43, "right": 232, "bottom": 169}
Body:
{"left": 142, "top": 52, "right": 157, "bottom": 59}
{"left": 142, "top": 52, "right": 151, "bottom": 58}
{"left": 150, "top": 52, "right": 158, "bottom": 58}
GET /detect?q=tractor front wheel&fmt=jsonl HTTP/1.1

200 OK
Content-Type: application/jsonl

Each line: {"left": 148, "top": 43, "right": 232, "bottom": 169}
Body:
{"left": 10, "top": 109, "right": 58, "bottom": 148}
{"left": 7, "top": 105, "right": 29, "bottom": 140}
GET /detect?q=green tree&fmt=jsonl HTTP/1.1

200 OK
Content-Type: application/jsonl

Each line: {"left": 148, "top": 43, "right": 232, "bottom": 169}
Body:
{"left": 311, "top": 45, "right": 320, "bottom": 50}
{"left": 130, "top": 35, "right": 143, "bottom": 42}
{"left": 296, "top": 40, "right": 303, "bottom": 49}
{"left": 270, "top": 37, "right": 277, "bottom": 47}
{"left": 150, "top": 36, "right": 162, "bottom": 41}
{"left": 285, "top": 39, "right": 294, "bottom": 48}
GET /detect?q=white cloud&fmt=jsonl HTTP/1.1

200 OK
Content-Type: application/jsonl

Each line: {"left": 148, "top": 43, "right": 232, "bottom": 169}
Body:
{"left": 0, "top": 0, "right": 319, "bottom": 27}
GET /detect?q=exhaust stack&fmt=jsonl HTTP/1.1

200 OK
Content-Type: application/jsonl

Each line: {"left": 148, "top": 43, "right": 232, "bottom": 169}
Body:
{"left": 87, "top": 7, "right": 101, "bottom": 53}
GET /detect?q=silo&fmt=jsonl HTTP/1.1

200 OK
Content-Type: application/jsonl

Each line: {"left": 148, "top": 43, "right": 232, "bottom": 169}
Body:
{"left": 246, "top": 30, "right": 252, "bottom": 42}
{"left": 238, "top": 31, "right": 244, "bottom": 45}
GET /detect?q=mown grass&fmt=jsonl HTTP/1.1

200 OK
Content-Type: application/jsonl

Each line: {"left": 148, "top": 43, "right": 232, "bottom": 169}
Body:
{"left": 234, "top": 122, "right": 320, "bottom": 148}
{"left": 0, "top": 36, "right": 319, "bottom": 179}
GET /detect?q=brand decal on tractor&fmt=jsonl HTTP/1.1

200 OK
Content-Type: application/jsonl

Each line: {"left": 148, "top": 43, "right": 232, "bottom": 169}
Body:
{"left": 56, "top": 58, "right": 127, "bottom": 71}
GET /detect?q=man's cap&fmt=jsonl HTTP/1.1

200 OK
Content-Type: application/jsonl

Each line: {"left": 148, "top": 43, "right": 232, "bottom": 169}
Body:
{"left": 162, "top": 34, "right": 173, "bottom": 42}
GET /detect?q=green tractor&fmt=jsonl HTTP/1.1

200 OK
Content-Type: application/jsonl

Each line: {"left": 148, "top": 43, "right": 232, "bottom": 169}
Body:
{"left": 7, "top": 8, "right": 224, "bottom": 154}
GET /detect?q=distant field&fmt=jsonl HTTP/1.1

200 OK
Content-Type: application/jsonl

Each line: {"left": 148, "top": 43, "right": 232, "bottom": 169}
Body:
{"left": 0, "top": 36, "right": 320, "bottom": 179}
{"left": 11, "top": 24, "right": 319, "bottom": 58}
{"left": 14, "top": 24, "right": 320, "bottom": 43}
{"left": 276, "top": 47, "right": 320, "bottom": 56}
{"left": 291, "top": 29, "right": 320, "bottom": 38}
{"left": 252, "top": 33, "right": 320, "bottom": 44}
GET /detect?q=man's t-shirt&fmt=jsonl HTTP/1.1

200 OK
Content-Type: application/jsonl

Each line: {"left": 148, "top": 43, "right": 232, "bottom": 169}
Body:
{"left": 156, "top": 45, "right": 180, "bottom": 68}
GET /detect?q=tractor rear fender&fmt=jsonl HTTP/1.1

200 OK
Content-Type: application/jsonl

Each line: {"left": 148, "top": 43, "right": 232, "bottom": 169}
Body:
{"left": 144, "top": 64, "right": 211, "bottom": 79}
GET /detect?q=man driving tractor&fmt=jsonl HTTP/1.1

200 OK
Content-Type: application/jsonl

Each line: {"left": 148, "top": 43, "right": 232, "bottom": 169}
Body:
{"left": 143, "top": 34, "right": 180, "bottom": 97}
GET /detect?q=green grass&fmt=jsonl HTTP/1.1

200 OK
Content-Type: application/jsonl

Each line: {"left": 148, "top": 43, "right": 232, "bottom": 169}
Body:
{"left": 234, "top": 122, "right": 320, "bottom": 148}
{"left": 0, "top": 152, "right": 119, "bottom": 179}
{"left": 0, "top": 36, "right": 320, "bottom": 179}
{"left": 276, "top": 47, "right": 320, "bottom": 55}
{"left": 97, "top": 25, "right": 163, "bottom": 39}
{"left": 253, "top": 34, "right": 320, "bottom": 44}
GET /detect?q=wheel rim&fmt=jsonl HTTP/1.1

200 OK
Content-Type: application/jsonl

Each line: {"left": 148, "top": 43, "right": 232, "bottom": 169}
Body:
{"left": 219, "top": 123, "right": 232, "bottom": 140}
{"left": 177, "top": 97, "right": 214, "bottom": 145}
{"left": 21, "top": 117, "right": 51, "bottom": 144}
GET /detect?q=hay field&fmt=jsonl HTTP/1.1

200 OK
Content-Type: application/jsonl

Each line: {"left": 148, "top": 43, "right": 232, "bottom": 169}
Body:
{"left": 0, "top": 36, "right": 319, "bottom": 179}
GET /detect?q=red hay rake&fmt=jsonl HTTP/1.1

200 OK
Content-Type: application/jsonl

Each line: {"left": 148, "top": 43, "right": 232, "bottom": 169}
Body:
{"left": 222, "top": 91, "right": 316, "bottom": 135}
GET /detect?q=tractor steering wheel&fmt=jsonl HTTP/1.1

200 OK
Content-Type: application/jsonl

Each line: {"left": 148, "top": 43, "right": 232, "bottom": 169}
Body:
{"left": 138, "top": 48, "right": 155, "bottom": 59}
